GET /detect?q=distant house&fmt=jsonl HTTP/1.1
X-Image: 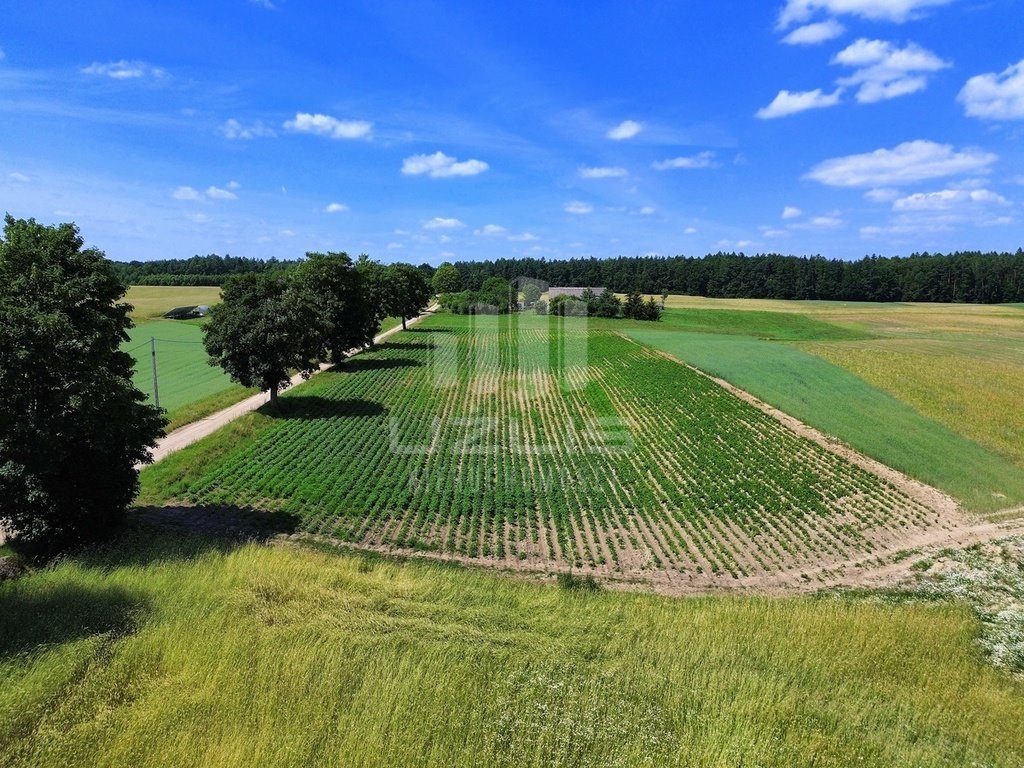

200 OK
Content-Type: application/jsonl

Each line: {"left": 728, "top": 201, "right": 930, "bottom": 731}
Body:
{"left": 163, "top": 304, "right": 211, "bottom": 320}
{"left": 547, "top": 287, "right": 606, "bottom": 299}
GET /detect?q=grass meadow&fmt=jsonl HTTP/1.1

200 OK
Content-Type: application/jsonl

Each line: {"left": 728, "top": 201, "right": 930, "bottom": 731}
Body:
{"left": 2, "top": 532, "right": 1023, "bottom": 768}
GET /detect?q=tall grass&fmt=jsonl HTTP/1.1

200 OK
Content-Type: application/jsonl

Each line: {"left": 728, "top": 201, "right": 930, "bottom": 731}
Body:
{"left": 2, "top": 533, "right": 1022, "bottom": 767}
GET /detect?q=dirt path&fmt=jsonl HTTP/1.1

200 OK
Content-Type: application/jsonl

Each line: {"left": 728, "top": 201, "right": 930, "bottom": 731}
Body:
{"left": 143, "top": 306, "right": 437, "bottom": 466}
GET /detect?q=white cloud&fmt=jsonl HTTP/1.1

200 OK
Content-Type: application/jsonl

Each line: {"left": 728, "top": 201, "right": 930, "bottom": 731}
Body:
{"left": 475, "top": 224, "right": 507, "bottom": 236}
{"left": 579, "top": 166, "right": 628, "bottom": 179}
{"left": 762, "top": 229, "right": 790, "bottom": 238}
{"left": 638, "top": 206, "right": 656, "bottom": 215}
{"left": 865, "top": 188, "right": 900, "bottom": 202}
{"left": 959, "top": 60, "right": 1024, "bottom": 120}
{"left": 684, "top": 227, "right": 698, "bottom": 234}
{"left": 82, "top": 60, "right": 166, "bottom": 80}
{"left": 284, "top": 112, "right": 373, "bottom": 140}
{"left": 778, "top": 0, "right": 953, "bottom": 28}
{"left": 423, "top": 217, "right": 465, "bottom": 230}
{"left": 833, "top": 39, "right": 949, "bottom": 103}
{"left": 250, "top": 0, "right": 275, "bottom": 8}
{"left": 607, "top": 120, "right": 643, "bottom": 140}
{"left": 205, "top": 186, "right": 237, "bottom": 200}
{"left": 651, "top": 151, "right": 719, "bottom": 170}
{"left": 564, "top": 201, "right": 594, "bottom": 214}
{"left": 508, "top": 232, "right": 539, "bottom": 242}
{"left": 220, "top": 119, "right": 276, "bottom": 140}
{"left": 324, "top": 202, "right": 349, "bottom": 213}
{"left": 782, "top": 206, "right": 803, "bottom": 219}
{"left": 186, "top": 213, "right": 211, "bottom": 224}
{"left": 7, "top": 172, "right": 30, "bottom": 183}
{"left": 808, "top": 215, "right": 845, "bottom": 228}
{"left": 756, "top": 88, "right": 843, "bottom": 119}
{"left": 401, "top": 151, "right": 489, "bottom": 178}
{"left": 386, "top": 242, "right": 403, "bottom": 250}
{"left": 892, "top": 188, "right": 1010, "bottom": 211}
{"left": 172, "top": 186, "right": 202, "bottom": 201}
{"left": 0, "top": 48, "right": 6, "bottom": 62}
{"left": 782, "top": 20, "right": 846, "bottom": 45}
{"left": 806, "top": 140, "right": 998, "bottom": 188}
{"left": 226, "top": 180, "right": 241, "bottom": 190}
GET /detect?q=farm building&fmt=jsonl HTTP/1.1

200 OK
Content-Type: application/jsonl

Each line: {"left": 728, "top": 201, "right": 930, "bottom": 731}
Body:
{"left": 163, "top": 304, "right": 211, "bottom": 320}
{"left": 547, "top": 287, "right": 606, "bottom": 299}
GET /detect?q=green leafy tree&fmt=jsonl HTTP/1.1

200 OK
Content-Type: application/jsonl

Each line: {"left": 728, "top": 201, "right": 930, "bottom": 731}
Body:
{"left": 0, "top": 216, "right": 164, "bottom": 554}
{"left": 384, "top": 263, "right": 433, "bottom": 330}
{"left": 291, "top": 252, "right": 371, "bottom": 363}
{"left": 521, "top": 282, "right": 542, "bottom": 307}
{"left": 203, "top": 272, "right": 323, "bottom": 407}
{"left": 432, "top": 262, "right": 462, "bottom": 295}
{"left": 478, "top": 276, "right": 511, "bottom": 313}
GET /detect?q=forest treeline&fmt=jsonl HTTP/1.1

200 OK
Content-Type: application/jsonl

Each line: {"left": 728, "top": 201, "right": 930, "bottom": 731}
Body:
{"left": 114, "top": 250, "right": 1024, "bottom": 303}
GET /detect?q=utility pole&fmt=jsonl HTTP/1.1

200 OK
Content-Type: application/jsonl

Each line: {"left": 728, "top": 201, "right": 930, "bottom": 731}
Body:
{"left": 150, "top": 336, "right": 160, "bottom": 410}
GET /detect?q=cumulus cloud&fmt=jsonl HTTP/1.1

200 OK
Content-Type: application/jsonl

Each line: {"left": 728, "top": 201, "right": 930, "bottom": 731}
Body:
{"left": 206, "top": 186, "right": 237, "bottom": 200}
{"left": 423, "top": 217, "right": 465, "bottom": 230}
{"left": 782, "top": 206, "right": 803, "bottom": 219}
{"left": 401, "top": 151, "right": 489, "bottom": 178}
{"left": 172, "top": 186, "right": 202, "bottom": 201}
{"left": 284, "top": 112, "right": 373, "bottom": 140}
{"left": 778, "top": 0, "right": 953, "bottom": 28}
{"left": 781, "top": 19, "right": 846, "bottom": 45}
{"left": 564, "top": 201, "right": 594, "bottom": 214}
{"left": 833, "top": 39, "right": 949, "bottom": 103}
{"left": 508, "top": 232, "right": 539, "bottom": 241}
{"left": 82, "top": 59, "right": 166, "bottom": 80}
{"left": 959, "top": 59, "right": 1024, "bottom": 120}
{"left": 324, "top": 202, "right": 349, "bottom": 213}
{"left": 220, "top": 119, "right": 276, "bottom": 140}
{"left": 756, "top": 88, "right": 843, "bottom": 119}
{"left": 684, "top": 227, "right": 698, "bottom": 234}
{"left": 806, "top": 140, "right": 998, "bottom": 188}
{"left": 865, "top": 188, "right": 901, "bottom": 202}
{"left": 579, "top": 166, "right": 628, "bottom": 179}
{"left": 651, "top": 151, "right": 719, "bottom": 170}
{"left": 475, "top": 224, "right": 507, "bottom": 236}
{"left": 638, "top": 206, "right": 656, "bottom": 215}
{"left": 892, "top": 188, "right": 1010, "bottom": 211}
{"left": 607, "top": 120, "right": 643, "bottom": 140}
{"left": 7, "top": 172, "right": 30, "bottom": 183}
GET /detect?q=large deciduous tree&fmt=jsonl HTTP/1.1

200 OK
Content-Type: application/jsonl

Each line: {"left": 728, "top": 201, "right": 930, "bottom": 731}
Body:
{"left": 432, "top": 262, "right": 462, "bottom": 295}
{"left": 0, "top": 216, "right": 165, "bottom": 554}
{"left": 203, "top": 272, "right": 323, "bottom": 406}
{"left": 291, "top": 251, "right": 372, "bottom": 363}
{"left": 383, "top": 263, "right": 433, "bottom": 330}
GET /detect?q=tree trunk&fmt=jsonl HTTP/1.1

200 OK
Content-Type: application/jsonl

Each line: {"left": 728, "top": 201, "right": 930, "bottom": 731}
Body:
{"left": 269, "top": 382, "right": 279, "bottom": 408}
{"left": 402, "top": 316, "right": 407, "bottom": 330}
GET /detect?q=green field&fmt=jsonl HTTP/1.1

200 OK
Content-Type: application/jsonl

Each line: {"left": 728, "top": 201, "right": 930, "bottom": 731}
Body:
{"left": 619, "top": 303, "right": 1024, "bottom": 515}
{"left": 124, "top": 285, "right": 222, "bottom": 322}
{"left": 140, "top": 313, "right": 943, "bottom": 584}
{"left": 123, "top": 320, "right": 254, "bottom": 432}
{"left": 2, "top": 532, "right": 1022, "bottom": 767}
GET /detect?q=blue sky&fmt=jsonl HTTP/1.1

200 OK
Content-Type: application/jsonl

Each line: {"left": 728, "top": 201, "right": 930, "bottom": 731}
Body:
{"left": 1, "top": 0, "right": 1022, "bottom": 264}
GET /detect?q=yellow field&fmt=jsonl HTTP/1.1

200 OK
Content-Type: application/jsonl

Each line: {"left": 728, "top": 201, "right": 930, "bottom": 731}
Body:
{"left": 124, "top": 285, "right": 222, "bottom": 321}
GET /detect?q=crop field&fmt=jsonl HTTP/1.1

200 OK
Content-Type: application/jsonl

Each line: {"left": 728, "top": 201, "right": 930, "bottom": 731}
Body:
{"left": 140, "top": 314, "right": 963, "bottom": 587}
{"left": 124, "top": 285, "right": 222, "bottom": 322}
{"left": 621, "top": 301, "right": 1024, "bottom": 515}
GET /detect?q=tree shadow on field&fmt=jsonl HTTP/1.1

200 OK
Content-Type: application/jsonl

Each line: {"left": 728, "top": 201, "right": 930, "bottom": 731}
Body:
{"left": 261, "top": 395, "right": 386, "bottom": 421}
{"left": 0, "top": 582, "right": 149, "bottom": 658}
{"left": 340, "top": 357, "right": 422, "bottom": 373}
{"left": 130, "top": 504, "right": 301, "bottom": 546}
{"left": 406, "top": 326, "right": 455, "bottom": 333}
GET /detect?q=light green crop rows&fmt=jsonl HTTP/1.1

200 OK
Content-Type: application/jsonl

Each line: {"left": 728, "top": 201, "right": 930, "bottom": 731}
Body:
{"left": 147, "top": 314, "right": 941, "bottom": 580}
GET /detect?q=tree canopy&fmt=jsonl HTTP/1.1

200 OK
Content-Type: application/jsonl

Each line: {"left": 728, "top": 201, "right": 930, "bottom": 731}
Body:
{"left": 0, "top": 216, "right": 164, "bottom": 554}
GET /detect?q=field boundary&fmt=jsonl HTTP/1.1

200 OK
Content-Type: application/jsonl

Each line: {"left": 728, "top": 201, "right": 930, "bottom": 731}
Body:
{"left": 142, "top": 305, "right": 437, "bottom": 466}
